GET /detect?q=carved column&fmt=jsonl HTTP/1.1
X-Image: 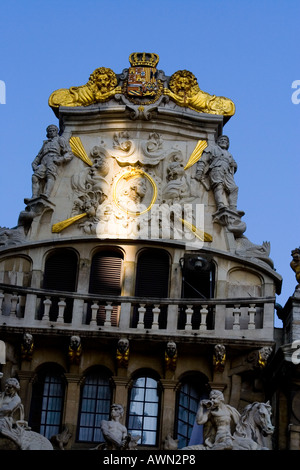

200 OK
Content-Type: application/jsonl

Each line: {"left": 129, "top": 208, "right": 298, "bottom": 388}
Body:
{"left": 111, "top": 376, "right": 130, "bottom": 419}
{"left": 160, "top": 379, "right": 177, "bottom": 446}
{"left": 16, "top": 370, "right": 35, "bottom": 419}
{"left": 123, "top": 261, "right": 136, "bottom": 296}
{"left": 289, "top": 424, "right": 300, "bottom": 450}
{"left": 64, "top": 374, "right": 82, "bottom": 444}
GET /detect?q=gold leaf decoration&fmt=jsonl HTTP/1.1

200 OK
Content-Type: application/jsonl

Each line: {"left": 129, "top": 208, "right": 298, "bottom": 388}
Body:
{"left": 69, "top": 136, "right": 93, "bottom": 166}
{"left": 184, "top": 140, "right": 208, "bottom": 170}
{"left": 180, "top": 218, "right": 213, "bottom": 242}
{"left": 52, "top": 213, "right": 87, "bottom": 233}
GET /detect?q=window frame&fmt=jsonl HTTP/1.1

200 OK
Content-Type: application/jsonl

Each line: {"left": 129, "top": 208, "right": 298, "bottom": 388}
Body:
{"left": 127, "top": 374, "right": 161, "bottom": 447}
{"left": 175, "top": 376, "right": 209, "bottom": 449}
{"left": 76, "top": 370, "right": 113, "bottom": 443}
{"left": 29, "top": 365, "right": 66, "bottom": 440}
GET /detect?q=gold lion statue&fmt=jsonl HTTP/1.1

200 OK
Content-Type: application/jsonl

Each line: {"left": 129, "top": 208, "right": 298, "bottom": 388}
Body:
{"left": 49, "top": 67, "right": 121, "bottom": 110}
{"left": 164, "top": 70, "right": 235, "bottom": 117}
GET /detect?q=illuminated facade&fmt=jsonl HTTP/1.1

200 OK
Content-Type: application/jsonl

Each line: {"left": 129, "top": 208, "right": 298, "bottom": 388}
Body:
{"left": 0, "top": 53, "right": 298, "bottom": 450}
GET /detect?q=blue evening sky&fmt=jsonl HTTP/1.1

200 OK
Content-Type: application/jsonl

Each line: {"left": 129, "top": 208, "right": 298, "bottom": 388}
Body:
{"left": 0, "top": 0, "right": 299, "bottom": 326}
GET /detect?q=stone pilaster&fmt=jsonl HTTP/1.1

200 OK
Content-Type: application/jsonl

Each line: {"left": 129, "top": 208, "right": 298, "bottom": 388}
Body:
{"left": 160, "top": 379, "right": 178, "bottom": 447}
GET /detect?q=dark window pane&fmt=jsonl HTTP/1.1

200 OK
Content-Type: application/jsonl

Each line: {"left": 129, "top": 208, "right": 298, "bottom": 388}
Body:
{"left": 77, "top": 373, "right": 112, "bottom": 443}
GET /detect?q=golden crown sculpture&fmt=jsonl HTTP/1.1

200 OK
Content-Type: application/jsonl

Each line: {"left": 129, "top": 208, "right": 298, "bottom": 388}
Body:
{"left": 129, "top": 52, "right": 160, "bottom": 68}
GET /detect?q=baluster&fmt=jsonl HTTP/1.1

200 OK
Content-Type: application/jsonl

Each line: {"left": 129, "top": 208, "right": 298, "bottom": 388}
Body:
{"left": 43, "top": 297, "right": 52, "bottom": 321}
{"left": 232, "top": 304, "right": 241, "bottom": 330}
{"left": 152, "top": 304, "right": 160, "bottom": 330}
{"left": 137, "top": 304, "right": 146, "bottom": 329}
{"left": 10, "top": 293, "right": 19, "bottom": 317}
{"left": 200, "top": 305, "right": 208, "bottom": 331}
{"left": 185, "top": 305, "right": 193, "bottom": 331}
{"left": 0, "top": 290, "right": 4, "bottom": 314}
{"left": 248, "top": 304, "right": 256, "bottom": 329}
{"left": 104, "top": 302, "right": 113, "bottom": 327}
{"left": 57, "top": 298, "right": 66, "bottom": 323}
{"left": 90, "top": 301, "right": 99, "bottom": 327}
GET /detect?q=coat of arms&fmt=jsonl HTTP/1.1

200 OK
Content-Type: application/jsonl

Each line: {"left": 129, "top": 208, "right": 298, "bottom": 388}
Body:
{"left": 125, "top": 52, "right": 161, "bottom": 104}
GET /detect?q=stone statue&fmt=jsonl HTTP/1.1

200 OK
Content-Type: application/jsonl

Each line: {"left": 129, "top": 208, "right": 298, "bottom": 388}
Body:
{"left": 0, "top": 377, "right": 53, "bottom": 450}
{"left": 99, "top": 404, "right": 140, "bottom": 450}
{"left": 290, "top": 248, "right": 300, "bottom": 289}
{"left": 162, "top": 152, "right": 190, "bottom": 202}
{"left": 0, "top": 377, "right": 22, "bottom": 420}
{"left": 195, "top": 135, "right": 238, "bottom": 212}
{"left": 195, "top": 389, "right": 241, "bottom": 450}
{"left": 51, "top": 426, "right": 72, "bottom": 450}
{"left": 28, "top": 124, "right": 73, "bottom": 200}
{"left": 183, "top": 389, "right": 274, "bottom": 451}
{"left": 235, "top": 237, "right": 273, "bottom": 267}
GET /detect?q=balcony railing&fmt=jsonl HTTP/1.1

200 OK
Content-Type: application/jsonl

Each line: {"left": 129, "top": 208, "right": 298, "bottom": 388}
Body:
{"left": 0, "top": 283, "right": 275, "bottom": 339}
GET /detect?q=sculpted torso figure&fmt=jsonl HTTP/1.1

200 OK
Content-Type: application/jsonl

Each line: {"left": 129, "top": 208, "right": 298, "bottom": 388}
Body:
{"left": 196, "top": 390, "right": 240, "bottom": 450}
{"left": 0, "top": 378, "right": 21, "bottom": 419}
{"left": 100, "top": 404, "right": 129, "bottom": 450}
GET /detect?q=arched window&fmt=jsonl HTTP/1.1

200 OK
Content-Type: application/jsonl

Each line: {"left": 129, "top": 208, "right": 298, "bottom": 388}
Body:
{"left": 77, "top": 370, "right": 112, "bottom": 443}
{"left": 29, "top": 364, "right": 65, "bottom": 439}
{"left": 175, "top": 375, "right": 208, "bottom": 448}
{"left": 42, "top": 249, "right": 78, "bottom": 322}
{"left": 127, "top": 374, "right": 160, "bottom": 446}
{"left": 87, "top": 250, "right": 123, "bottom": 326}
{"left": 132, "top": 249, "right": 170, "bottom": 328}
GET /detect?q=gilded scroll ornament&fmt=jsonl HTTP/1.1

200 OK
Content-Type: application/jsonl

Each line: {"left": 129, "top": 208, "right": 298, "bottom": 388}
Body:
{"left": 48, "top": 67, "right": 121, "bottom": 111}
{"left": 164, "top": 70, "right": 235, "bottom": 117}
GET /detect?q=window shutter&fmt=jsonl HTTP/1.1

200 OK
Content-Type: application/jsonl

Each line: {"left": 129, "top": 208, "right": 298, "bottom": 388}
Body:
{"left": 133, "top": 249, "right": 169, "bottom": 328}
{"left": 42, "top": 250, "right": 77, "bottom": 322}
{"left": 88, "top": 251, "right": 123, "bottom": 326}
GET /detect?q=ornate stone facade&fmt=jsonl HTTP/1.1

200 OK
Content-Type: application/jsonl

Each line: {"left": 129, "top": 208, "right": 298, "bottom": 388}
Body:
{"left": 0, "top": 52, "right": 296, "bottom": 451}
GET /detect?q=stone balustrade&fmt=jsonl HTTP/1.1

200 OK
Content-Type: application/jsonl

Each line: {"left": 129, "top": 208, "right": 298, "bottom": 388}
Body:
{"left": 0, "top": 283, "right": 275, "bottom": 339}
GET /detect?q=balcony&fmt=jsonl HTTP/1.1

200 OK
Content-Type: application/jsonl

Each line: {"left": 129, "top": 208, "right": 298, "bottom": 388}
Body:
{"left": 0, "top": 283, "right": 275, "bottom": 340}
